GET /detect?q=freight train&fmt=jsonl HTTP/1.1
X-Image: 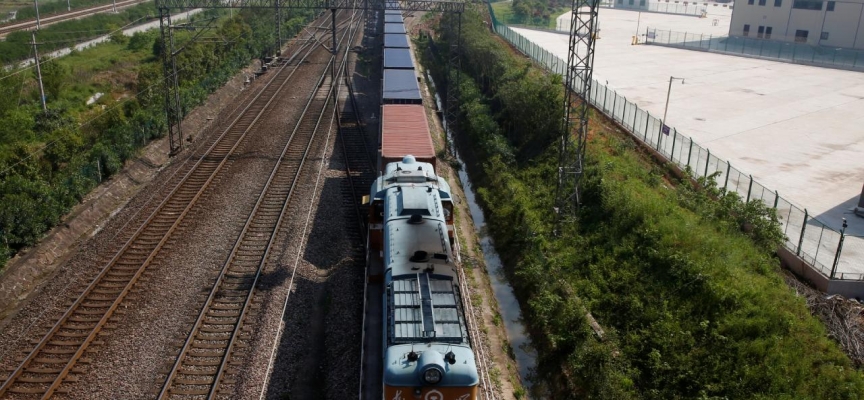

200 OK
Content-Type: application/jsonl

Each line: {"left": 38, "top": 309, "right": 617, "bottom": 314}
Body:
{"left": 365, "top": 6, "right": 480, "bottom": 399}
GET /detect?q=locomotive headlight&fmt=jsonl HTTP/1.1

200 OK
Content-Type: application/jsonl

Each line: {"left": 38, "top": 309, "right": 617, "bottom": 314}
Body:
{"left": 423, "top": 368, "right": 442, "bottom": 384}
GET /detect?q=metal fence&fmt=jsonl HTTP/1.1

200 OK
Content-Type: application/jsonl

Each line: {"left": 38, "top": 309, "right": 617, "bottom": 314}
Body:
{"left": 645, "top": 27, "right": 864, "bottom": 71}
{"left": 607, "top": 2, "right": 705, "bottom": 16}
{"left": 488, "top": 11, "right": 864, "bottom": 280}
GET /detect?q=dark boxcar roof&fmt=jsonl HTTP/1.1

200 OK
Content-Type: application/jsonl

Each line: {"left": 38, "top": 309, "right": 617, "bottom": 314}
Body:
{"left": 382, "top": 69, "right": 421, "bottom": 103}
{"left": 385, "top": 14, "right": 402, "bottom": 23}
{"left": 384, "top": 23, "right": 406, "bottom": 34}
{"left": 384, "top": 34, "right": 410, "bottom": 48}
{"left": 383, "top": 48, "right": 413, "bottom": 69}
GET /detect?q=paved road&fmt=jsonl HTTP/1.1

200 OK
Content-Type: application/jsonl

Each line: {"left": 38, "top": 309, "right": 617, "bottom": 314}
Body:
{"left": 516, "top": 9, "right": 864, "bottom": 238}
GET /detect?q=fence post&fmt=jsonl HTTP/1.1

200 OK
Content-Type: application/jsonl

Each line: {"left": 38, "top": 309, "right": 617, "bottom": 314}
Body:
{"left": 612, "top": 94, "right": 618, "bottom": 120}
{"left": 687, "top": 140, "right": 693, "bottom": 168}
{"left": 671, "top": 129, "right": 677, "bottom": 162}
{"left": 604, "top": 86, "right": 609, "bottom": 112}
{"left": 703, "top": 149, "right": 710, "bottom": 178}
{"left": 700, "top": 33, "right": 703, "bottom": 48}
{"left": 632, "top": 108, "right": 638, "bottom": 130}
{"left": 773, "top": 190, "right": 779, "bottom": 209}
{"left": 746, "top": 174, "right": 753, "bottom": 202}
{"left": 724, "top": 36, "right": 728, "bottom": 52}
{"left": 830, "top": 219, "right": 848, "bottom": 279}
{"left": 724, "top": 162, "right": 731, "bottom": 191}
{"left": 623, "top": 101, "right": 628, "bottom": 125}
{"left": 797, "top": 209, "right": 808, "bottom": 256}
{"left": 644, "top": 113, "right": 650, "bottom": 141}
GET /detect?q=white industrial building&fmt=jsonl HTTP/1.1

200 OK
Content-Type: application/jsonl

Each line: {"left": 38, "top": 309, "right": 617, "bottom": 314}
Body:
{"left": 730, "top": 0, "right": 864, "bottom": 49}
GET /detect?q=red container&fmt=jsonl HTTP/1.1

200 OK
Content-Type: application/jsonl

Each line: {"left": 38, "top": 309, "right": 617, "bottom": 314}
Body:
{"left": 380, "top": 104, "right": 436, "bottom": 170}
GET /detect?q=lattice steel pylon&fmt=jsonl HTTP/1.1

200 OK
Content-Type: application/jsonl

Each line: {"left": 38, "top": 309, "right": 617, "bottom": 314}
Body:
{"left": 159, "top": 8, "right": 184, "bottom": 156}
{"left": 555, "top": 0, "right": 598, "bottom": 220}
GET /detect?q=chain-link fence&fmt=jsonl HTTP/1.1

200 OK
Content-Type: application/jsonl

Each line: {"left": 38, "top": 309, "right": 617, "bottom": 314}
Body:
{"left": 645, "top": 27, "right": 864, "bottom": 71}
{"left": 488, "top": 9, "right": 862, "bottom": 280}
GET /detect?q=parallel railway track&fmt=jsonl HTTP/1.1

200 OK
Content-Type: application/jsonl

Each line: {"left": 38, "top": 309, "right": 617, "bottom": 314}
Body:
{"left": 158, "top": 8, "right": 361, "bottom": 399}
{"left": 0, "top": 0, "right": 149, "bottom": 37}
{"left": 0, "top": 12, "right": 338, "bottom": 399}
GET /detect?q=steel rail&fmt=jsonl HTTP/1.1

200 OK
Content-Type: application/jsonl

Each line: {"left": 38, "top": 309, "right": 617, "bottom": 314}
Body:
{"left": 0, "top": 0, "right": 149, "bottom": 36}
{"left": 255, "top": 4, "right": 364, "bottom": 398}
{"left": 158, "top": 9, "right": 359, "bottom": 398}
{"left": 0, "top": 18, "right": 328, "bottom": 399}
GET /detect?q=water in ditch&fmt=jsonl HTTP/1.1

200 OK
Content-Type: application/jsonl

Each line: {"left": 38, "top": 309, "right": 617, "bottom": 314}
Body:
{"left": 429, "top": 76, "right": 538, "bottom": 391}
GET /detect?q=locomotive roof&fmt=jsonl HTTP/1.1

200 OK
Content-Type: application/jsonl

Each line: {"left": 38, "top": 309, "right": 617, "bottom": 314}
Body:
{"left": 389, "top": 273, "right": 466, "bottom": 344}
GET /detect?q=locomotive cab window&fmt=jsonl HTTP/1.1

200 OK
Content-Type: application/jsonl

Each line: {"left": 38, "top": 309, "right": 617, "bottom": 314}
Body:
{"left": 442, "top": 201, "right": 454, "bottom": 222}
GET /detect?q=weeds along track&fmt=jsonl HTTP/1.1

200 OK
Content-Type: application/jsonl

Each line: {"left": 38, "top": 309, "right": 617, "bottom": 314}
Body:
{"left": 0, "top": 12, "right": 342, "bottom": 399}
{"left": 156, "top": 10, "right": 361, "bottom": 399}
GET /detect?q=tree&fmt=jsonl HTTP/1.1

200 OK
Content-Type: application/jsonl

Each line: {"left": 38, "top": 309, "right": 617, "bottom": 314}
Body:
{"left": 39, "top": 60, "right": 70, "bottom": 102}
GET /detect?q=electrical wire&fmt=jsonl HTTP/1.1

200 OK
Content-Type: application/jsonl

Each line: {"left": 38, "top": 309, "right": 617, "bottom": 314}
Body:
{"left": 0, "top": 21, "right": 258, "bottom": 176}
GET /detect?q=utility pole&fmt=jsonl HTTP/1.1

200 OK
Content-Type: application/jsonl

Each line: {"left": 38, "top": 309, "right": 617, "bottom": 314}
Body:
{"left": 111, "top": 0, "right": 116, "bottom": 12}
{"left": 67, "top": 0, "right": 70, "bottom": 12}
{"left": 659, "top": 76, "right": 684, "bottom": 150}
{"left": 276, "top": 0, "right": 282, "bottom": 53}
{"left": 31, "top": 31, "right": 47, "bottom": 113}
{"left": 555, "top": 0, "right": 600, "bottom": 225}
{"left": 33, "top": 0, "right": 41, "bottom": 29}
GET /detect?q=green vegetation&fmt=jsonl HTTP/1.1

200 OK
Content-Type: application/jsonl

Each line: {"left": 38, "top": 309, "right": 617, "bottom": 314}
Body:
{"left": 0, "top": 8, "right": 315, "bottom": 270}
{"left": 490, "top": 0, "right": 569, "bottom": 28}
{"left": 6, "top": 0, "right": 119, "bottom": 21}
{"left": 1, "top": 3, "right": 155, "bottom": 64}
{"left": 425, "top": 8, "right": 864, "bottom": 399}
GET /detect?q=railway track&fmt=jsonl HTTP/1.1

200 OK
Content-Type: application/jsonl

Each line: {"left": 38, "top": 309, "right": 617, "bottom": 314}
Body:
{"left": 0, "top": 13, "right": 337, "bottom": 399}
{"left": 157, "top": 9, "right": 361, "bottom": 399}
{"left": 336, "top": 79, "right": 376, "bottom": 244}
{"left": 0, "top": 0, "right": 149, "bottom": 37}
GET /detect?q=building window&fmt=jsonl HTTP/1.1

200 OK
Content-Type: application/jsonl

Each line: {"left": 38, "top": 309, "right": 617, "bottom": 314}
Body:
{"left": 629, "top": 0, "right": 634, "bottom": 5}
{"left": 618, "top": 0, "right": 623, "bottom": 4}
{"left": 743, "top": 24, "right": 751, "bottom": 36}
{"left": 821, "top": 31, "right": 829, "bottom": 40}
{"left": 774, "top": 0, "right": 782, "bottom": 6}
{"left": 759, "top": 0, "right": 766, "bottom": 5}
{"left": 748, "top": 0, "right": 754, "bottom": 4}
{"left": 827, "top": 0, "right": 835, "bottom": 10}
{"left": 795, "top": 30, "right": 809, "bottom": 42}
{"left": 757, "top": 26, "right": 765, "bottom": 38}
{"left": 640, "top": 0, "right": 646, "bottom": 5}
{"left": 765, "top": 26, "right": 773, "bottom": 39}
{"left": 792, "top": 0, "right": 822, "bottom": 10}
